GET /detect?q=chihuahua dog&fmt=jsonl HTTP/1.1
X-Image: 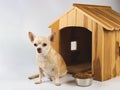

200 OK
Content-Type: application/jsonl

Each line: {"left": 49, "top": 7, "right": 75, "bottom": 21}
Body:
{"left": 28, "top": 32, "right": 67, "bottom": 86}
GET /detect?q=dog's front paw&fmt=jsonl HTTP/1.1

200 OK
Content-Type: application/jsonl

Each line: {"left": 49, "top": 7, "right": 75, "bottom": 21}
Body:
{"left": 28, "top": 76, "right": 32, "bottom": 80}
{"left": 35, "top": 80, "right": 42, "bottom": 84}
{"left": 28, "top": 76, "right": 34, "bottom": 80}
{"left": 49, "top": 77, "right": 54, "bottom": 81}
{"left": 55, "top": 82, "right": 61, "bottom": 86}
{"left": 28, "top": 74, "right": 39, "bottom": 80}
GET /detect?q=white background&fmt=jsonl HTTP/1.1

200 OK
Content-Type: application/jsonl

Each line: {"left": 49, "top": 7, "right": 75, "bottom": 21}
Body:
{"left": 0, "top": 0, "right": 120, "bottom": 90}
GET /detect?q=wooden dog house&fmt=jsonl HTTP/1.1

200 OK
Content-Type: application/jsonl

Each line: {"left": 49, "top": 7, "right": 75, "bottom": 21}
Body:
{"left": 49, "top": 4, "right": 120, "bottom": 81}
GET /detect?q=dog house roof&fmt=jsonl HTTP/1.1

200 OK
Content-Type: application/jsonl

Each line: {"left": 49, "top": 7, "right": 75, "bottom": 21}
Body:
{"left": 49, "top": 4, "right": 120, "bottom": 31}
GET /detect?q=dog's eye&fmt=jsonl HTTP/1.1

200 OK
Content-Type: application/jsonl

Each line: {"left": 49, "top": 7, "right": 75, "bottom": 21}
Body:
{"left": 34, "top": 43, "right": 37, "bottom": 47}
{"left": 42, "top": 43, "right": 47, "bottom": 47}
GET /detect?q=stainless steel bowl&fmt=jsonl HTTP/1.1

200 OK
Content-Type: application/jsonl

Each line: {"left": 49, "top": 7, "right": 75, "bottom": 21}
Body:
{"left": 75, "top": 77, "right": 93, "bottom": 87}
{"left": 74, "top": 72, "right": 93, "bottom": 87}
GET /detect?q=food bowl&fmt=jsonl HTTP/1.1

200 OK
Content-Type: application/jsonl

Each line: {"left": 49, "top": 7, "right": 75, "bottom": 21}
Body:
{"left": 74, "top": 72, "right": 93, "bottom": 87}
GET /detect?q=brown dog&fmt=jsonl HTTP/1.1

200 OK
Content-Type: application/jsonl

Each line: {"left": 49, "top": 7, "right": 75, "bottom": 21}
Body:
{"left": 28, "top": 32, "right": 67, "bottom": 86}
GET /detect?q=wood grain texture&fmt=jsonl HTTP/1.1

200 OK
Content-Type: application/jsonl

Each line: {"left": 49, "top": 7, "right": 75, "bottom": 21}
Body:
{"left": 92, "top": 22, "right": 97, "bottom": 77}
{"left": 50, "top": 20, "right": 60, "bottom": 52}
{"left": 104, "top": 31, "right": 112, "bottom": 80}
{"left": 115, "top": 31, "right": 120, "bottom": 76}
{"left": 92, "top": 24, "right": 104, "bottom": 81}
{"left": 50, "top": 4, "right": 120, "bottom": 30}
{"left": 75, "top": 7, "right": 113, "bottom": 30}
{"left": 119, "top": 31, "right": 120, "bottom": 76}
{"left": 73, "top": 3, "right": 112, "bottom": 9}
{"left": 59, "top": 14, "right": 67, "bottom": 29}
{"left": 93, "top": 8, "right": 120, "bottom": 29}
{"left": 76, "top": 9, "right": 84, "bottom": 26}
{"left": 67, "top": 63, "right": 91, "bottom": 74}
{"left": 103, "top": 30, "right": 116, "bottom": 80}
{"left": 49, "top": 4, "right": 120, "bottom": 81}
{"left": 67, "top": 9, "right": 76, "bottom": 26}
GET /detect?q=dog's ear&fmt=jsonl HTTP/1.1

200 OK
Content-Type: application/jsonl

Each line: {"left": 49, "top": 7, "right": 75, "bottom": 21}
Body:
{"left": 49, "top": 33, "right": 55, "bottom": 42}
{"left": 28, "top": 32, "right": 35, "bottom": 42}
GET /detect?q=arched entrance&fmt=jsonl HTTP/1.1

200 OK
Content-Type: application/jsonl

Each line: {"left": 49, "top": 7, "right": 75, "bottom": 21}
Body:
{"left": 60, "top": 26, "right": 92, "bottom": 74}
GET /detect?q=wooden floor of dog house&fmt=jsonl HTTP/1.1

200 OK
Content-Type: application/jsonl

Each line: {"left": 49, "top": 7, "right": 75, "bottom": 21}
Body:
{"left": 67, "top": 62, "right": 91, "bottom": 74}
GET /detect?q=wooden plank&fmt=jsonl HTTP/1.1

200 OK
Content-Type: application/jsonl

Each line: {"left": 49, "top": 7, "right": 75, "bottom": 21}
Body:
{"left": 93, "top": 8, "right": 120, "bottom": 29}
{"left": 83, "top": 15, "right": 88, "bottom": 28}
{"left": 76, "top": 8, "right": 93, "bottom": 32}
{"left": 83, "top": 15, "right": 93, "bottom": 32}
{"left": 92, "top": 22, "right": 97, "bottom": 77}
{"left": 96, "top": 25, "right": 104, "bottom": 81}
{"left": 87, "top": 18, "right": 93, "bottom": 32}
{"left": 76, "top": 9, "right": 84, "bottom": 26}
{"left": 103, "top": 30, "right": 116, "bottom": 80}
{"left": 67, "top": 9, "right": 76, "bottom": 26}
{"left": 92, "top": 22, "right": 97, "bottom": 78}
{"left": 73, "top": 4, "right": 112, "bottom": 9}
{"left": 110, "top": 32, "right": 116, "bottom": 78}
{"left": 49, "top": 8, "right": 74, "bottom": 28}
{"left": 77, "top": 7, "right": 114, "bottom": 30}
{"left": 104, "top": 30, "right": 111, "bottom": 80}
{"left": 115, "top": 31, "right": 120, "bottom": 76}
{"left": 88, "top": 8, "right": 120, "bottom": 30}
{"left": 103, "top": 9, "right": 120, "bottom": 25}
{"left": 107, "top": 9, "right": 120, "bottom": 19}
{"left": 50, "top": 20, "right": 60, "bottom": 53}
{"left": 59, "top": 14, "right": 67, "bottom": 29}
{"left": 92, "top": 23, "right": 104, "bottom": 81}
{"left": 119, "top": 31, "right": 120, "bottom": 75}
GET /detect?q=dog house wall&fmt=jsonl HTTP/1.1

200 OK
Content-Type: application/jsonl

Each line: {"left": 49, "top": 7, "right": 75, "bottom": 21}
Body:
{"left": 49, "top": 4, "right": 120, "bottom": 81}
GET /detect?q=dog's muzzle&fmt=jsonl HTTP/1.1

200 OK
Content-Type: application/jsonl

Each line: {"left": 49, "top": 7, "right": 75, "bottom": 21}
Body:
{"left": 37, "top": 48, "right": 42, "bottom": 53}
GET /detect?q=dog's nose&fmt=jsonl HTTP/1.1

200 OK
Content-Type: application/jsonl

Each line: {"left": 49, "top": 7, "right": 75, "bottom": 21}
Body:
{"left": 37, "top": 48, "right": 42, "bottom": 53}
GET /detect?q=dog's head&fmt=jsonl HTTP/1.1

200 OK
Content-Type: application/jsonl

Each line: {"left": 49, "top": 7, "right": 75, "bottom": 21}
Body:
{"left": 28, "top": 32, "right": 54, "bottom": 56}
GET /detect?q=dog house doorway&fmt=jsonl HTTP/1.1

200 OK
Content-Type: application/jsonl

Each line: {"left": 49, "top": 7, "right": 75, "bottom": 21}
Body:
{"left": 60, "top": 26, "right": 92, "bottom": 74}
